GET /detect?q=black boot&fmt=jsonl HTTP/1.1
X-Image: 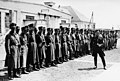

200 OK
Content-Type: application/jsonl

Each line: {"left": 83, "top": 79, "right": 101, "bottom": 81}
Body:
{"left": 57, "top": 58, "right": 62, "bottom": 64}
{"left": 13, "top": 69, "right": 21, "bottom": 78}
{"left": 22, "top": 68, "right": 29, "bottom": 74}
{"left": 33, "top": 64, "right": 39, "bottom": 71}
{"left": 17, "top": 68, "right": 21, "bottom": 77}
{"left": 8, "top": 68, "right": 13, "bottom": 80}
{"left": 26, "top": 64, "right": 33, "bottom": 72}
{"left": 51, "top": 61, "right": 57, "bottom": 66}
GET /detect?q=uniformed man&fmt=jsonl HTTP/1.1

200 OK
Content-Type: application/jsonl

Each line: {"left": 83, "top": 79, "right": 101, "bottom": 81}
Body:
{"left": 36, "top": 26, "right": 46, "bottom": 68}
{"left": 91, "top": 31, "right": 106, "bottom": 70}
{"left": 51, "top": 28, "right": 57, "bottom": 65}
{"left": 5, "top": 23, "right": 20, "bottom": 80}
{"left": 45, "top": 28, "right": 56, "bottom": 67}
{"left": 20, "top": 27, "right": 29, "bottom": 74}
{"left": 82, "top": 29, "right": 89, "bottom": 55}
{"left": 79, "top": 29, "right": 84, "bottom": 56}
{"left": 70, "top": 28, "right": 76, "bottom": 58}
{"left": 54, "top": 29, "right": 62, "bottom": 64}
{"left": 15, "top": 26, "right": 21, "bottom": 76}
{"left": 61, "top": 27, "right": 68, "bottom": 62}
{"left": 114, "top": 30, "right": 118, "bottom": 48}
{"left": 75, "top": 28, "right": 81, "bottom": 57}
{"left": 66, "top": 28, "right": 73, "bottom": 60}
{"left": 27, "top": 24, "right": 39, "bottom": 71}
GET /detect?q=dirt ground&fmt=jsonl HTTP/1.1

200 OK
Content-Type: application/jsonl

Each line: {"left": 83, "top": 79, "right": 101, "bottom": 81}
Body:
{"left": 0, "top": 39, "right": 120, "bottom": 81}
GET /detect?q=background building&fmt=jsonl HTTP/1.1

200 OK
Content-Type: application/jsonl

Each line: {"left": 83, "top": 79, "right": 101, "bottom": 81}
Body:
{"left": 62, "top": 6, "right": 95, "bottom": 29}
{"left": 0, "top": 0, "right": 72, "bottom": 34}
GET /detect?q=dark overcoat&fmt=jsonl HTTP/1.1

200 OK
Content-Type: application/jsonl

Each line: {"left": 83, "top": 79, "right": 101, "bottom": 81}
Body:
{"left": 54, "top": 34, "right": 62, "bottom": 58}
{"left": 45, "top": 34, "right": 55, "bottom": 62}
{"left": 5, "top": 32, "right": 19, "bottom": 69}
{"left": 36, "top": 33, "right": 46, "bottom": 60}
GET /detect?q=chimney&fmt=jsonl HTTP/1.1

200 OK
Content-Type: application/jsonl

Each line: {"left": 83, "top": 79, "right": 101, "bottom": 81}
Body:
{"left": 44, "top": 2, "right": 55, "bottom": 7}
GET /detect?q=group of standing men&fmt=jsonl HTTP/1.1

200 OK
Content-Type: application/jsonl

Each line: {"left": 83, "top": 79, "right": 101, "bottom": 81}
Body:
{"left": 5, "top": 23, "right": 118, "bottom": 80}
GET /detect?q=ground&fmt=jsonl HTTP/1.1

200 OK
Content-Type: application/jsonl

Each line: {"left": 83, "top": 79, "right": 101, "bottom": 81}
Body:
{"left": 0, "top": 39, "right": 120, "bottom": 81}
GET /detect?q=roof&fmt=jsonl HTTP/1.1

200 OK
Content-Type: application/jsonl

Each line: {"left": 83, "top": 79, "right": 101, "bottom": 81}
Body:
{"left": 0, "top": 0, "right": 71, "bottom": 16}
{"left": 62, "top": 6, "right": 89, "bottom": 22}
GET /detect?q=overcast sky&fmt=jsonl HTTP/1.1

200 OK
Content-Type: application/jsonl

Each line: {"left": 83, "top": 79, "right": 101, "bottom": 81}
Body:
{"left": 18, "top": 0, "right": 120, "bottom": 29}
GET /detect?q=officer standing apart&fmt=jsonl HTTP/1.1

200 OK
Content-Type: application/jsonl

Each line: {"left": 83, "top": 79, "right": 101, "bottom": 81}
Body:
{"left": 91, "top": 31, "right": 106, "bottom": 70}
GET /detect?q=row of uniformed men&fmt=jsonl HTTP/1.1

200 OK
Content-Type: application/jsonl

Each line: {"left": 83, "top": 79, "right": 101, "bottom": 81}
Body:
{"left": 102, "top": 30, "right": 118, "bottom": 50}
{"left": 5, "top": 23, "right": 118, "bottom": 80}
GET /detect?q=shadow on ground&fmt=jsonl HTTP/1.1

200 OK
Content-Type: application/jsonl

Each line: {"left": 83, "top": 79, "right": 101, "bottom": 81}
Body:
{"left": 78, "top": 67, "right": 104, "bottom": 71}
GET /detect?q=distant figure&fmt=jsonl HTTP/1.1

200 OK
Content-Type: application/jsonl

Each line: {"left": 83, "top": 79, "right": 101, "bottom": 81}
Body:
{"left": 91, "top": 31, "right": 106, "bottom": 70}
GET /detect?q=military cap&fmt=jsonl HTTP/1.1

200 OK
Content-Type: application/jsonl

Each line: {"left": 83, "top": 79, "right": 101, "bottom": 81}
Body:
{"left": 28, "top": 23, "right": 34, "bottom": 27}
{"left": 61, "top": 27, "right": 64, "bottom": 31}
{"left": 10, "top": 23, "right": 16, "bottom": 29}
{"left": 71, "top": 28, "right": 74, "bottom": 30}
{"left": 38, "top": 26, "right": 43, "bottom": 30}
{"left": 84, "top": 29, "right": 87, "bottom": 31}
{"left": 34, "top": 27, "right": 37, "bottom": 31}
{"left": 16, "top": 26, "right": 20, "bottom": 30}
{"left": 79, "top": 29, "right": 83, "bottom": 33}
{"left": 25, "top": 25, "right": 28, "bottom": 28}
{"left": 51, "top": 28, "right": 53, "bottom": 30}
{"left": 23, "top": 26, "right": 28, "bottom": 31}
{"left": 47, "top": 28, "right": 51, "bottom": 31}
{"left": 66, "top": 28, "right": 70, "bottom": 31}
{"left": 60, "top": 26, "right": 63, "bottom": 29}
{"left": 54, "top": 28, "right": 58, "bottom": 31}
{"left": 76, "top": 28, "right": 79, "bottom": 31}
{"left": 24, "top": 26, "right": 29, "bottom": 31}
{"left": 79, "top": 29, "right": 83, "bottom": 31}
{"left": 21, "top": 27, "right": 26, "bottom": 31}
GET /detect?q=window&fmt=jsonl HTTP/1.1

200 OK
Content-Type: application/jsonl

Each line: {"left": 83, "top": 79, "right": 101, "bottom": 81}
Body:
{"left": 5, "top": 13, "right": 10, "bottom": 28}
{"left": 61, "top": 20, "right": 66, "bottom": 23}
{"left": 26, "top": 15, "right": 34, "bottom": 20}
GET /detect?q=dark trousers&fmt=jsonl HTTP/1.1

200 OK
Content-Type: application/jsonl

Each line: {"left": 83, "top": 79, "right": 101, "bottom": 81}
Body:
{"left": 93, "top": 50, "right": 106, "bottom": 67}
{"left": 8, "top": 68, "right": 13, "bottom": 77}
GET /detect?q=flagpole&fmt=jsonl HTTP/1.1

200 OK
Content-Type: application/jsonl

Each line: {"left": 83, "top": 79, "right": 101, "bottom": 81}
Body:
{"left": 88, "top": 11, "right": 93, "bottom": 29}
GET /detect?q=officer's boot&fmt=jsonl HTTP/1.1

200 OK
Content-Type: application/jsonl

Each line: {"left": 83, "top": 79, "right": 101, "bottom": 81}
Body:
{"left": 57, "top": 58, "right": 62, "bottom": 64}
{"left": 40, "top": 59, "right": 45, "bottom": 68}
{"left": 26, "top": 64, "right": 33, "bottom": 72}
{"left": 8, "top": 68, "right": 13, "bottom": 80}
{"left": 37, "top": 63, "right": 41, "bottom": 69}
{"left": 51, "top": 61, "right": 57, "bottom": 66}
{"left": 17, "top": 68, "right": 21, "bottom": 77}
{"left": 22, "top": 67, "right": 29, "bottom": 74}
{"left": 65, "top": 55, "right": 68, "bottom": 61}
{"left": 33, "top": 64, "right": 39, "bottom": 71}
{"left": 60, "top": 57, "right": 63, "bottom": 63}
{"left": 13, "top": 69, "right": 20, "bottom": 78}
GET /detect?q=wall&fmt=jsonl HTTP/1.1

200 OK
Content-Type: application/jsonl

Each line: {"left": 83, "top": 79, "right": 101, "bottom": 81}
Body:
{"left": 0, "top": 0, "right": 71, "bottom": 34}
{"left": 72, "top": 21, "right": 95, "bottom": 29}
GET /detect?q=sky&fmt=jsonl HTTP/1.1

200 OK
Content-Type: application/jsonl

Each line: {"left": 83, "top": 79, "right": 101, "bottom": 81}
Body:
{"left": 17, "top": 0, "right": 120, "bottom": 29}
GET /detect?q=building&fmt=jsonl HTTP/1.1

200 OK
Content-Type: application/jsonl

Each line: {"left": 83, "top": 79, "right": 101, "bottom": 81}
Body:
{"left": 62, "top": 6, "right": 95, "bottom": 29}
{"left": 0, "top": 0, "right": 72, "bottom": 34}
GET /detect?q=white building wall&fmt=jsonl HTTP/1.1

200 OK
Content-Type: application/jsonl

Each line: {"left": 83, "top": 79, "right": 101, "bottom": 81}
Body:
{"left": 72, "top": 21, "right": 95, "bottom": 29}
{"left": 0, "top": 0, "right": 71, "bottom": 20}
{"left": 0, "top": 0, "right": 71, "bottom": 34}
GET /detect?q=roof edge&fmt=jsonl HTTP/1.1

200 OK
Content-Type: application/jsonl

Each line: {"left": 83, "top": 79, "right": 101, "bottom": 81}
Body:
{"left": 0, "top": 0, "right": 71, "bottom": 16}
